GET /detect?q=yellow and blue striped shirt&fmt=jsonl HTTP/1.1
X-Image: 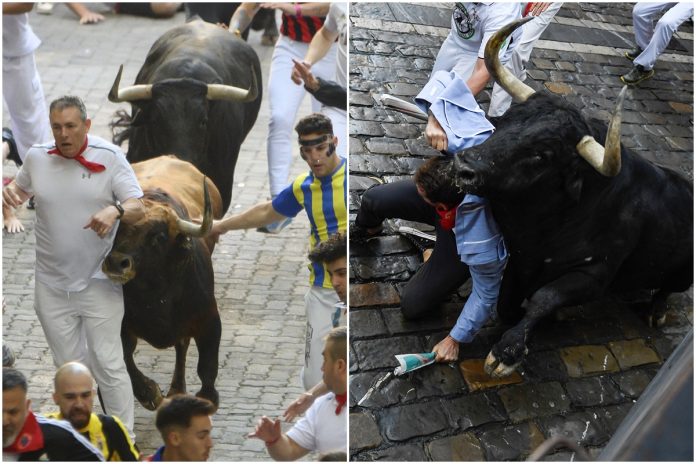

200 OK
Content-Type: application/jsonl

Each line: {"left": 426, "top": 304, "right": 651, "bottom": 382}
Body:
{"left": 272, "top": 158, "right": 347, "bottom": 288}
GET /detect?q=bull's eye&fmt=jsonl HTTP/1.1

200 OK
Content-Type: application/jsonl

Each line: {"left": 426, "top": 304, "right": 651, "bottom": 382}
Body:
{"left": 151, "top": 232, "right": 167, "bottom": 247}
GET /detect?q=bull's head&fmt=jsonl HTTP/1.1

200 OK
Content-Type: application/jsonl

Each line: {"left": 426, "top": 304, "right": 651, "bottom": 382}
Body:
{"left": 107, "top": 64, "right": 258, "bottom": 165}
{"left": 108, "top": 64, "right": 259, "bottom": 103}
{"left": 455, "top": 18, "right": 627, "bottom": 197}
{"left": 102, "top": 178, "right": 213, "bottom": 284}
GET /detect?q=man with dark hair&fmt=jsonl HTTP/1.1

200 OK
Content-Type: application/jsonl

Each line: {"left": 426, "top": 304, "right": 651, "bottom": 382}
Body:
{"left": 250, "top": 327, "right": 347, "bottom": 460}
{"left": 3, "top": 367, "right": 104, "bottom": 461}
{"left": 354, "top": 73, "right": 507, "bottom": 362}
{"left": 2, "top": 95, "right": 145, "bottom": 438}
{"left": 283, "top": 233, "right": 347, "bottom": 422}
{"left": 212, "top": 112, "right": 347, "bottom": 390}
{"left": 47, "top": 362, "right": 139, "bottom": 461}
{"left": 147, "top": 395, "right": 216, "bottom": 461}
{"left": 307, "top": 233, "right": 347, "bottom": 304}
{"left": 414, "top": 157, "right": 507, "bottom": 361}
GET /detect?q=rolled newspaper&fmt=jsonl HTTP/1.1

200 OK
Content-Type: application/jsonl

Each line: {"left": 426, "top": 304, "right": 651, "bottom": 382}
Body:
{"left": 394, "top": 352, "right": 436, "bottom": 376}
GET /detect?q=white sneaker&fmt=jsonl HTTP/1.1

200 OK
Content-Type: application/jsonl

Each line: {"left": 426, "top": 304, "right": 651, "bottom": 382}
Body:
{"left": 37, "top": 3, "right": 55, "bottom": 14}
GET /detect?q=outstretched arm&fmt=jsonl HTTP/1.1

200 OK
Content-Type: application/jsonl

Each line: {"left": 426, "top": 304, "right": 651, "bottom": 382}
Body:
{"left": 249, "top": 416, "right": 309, "bottom": 461}
{"left": 211, "top": 201, "right": 287, "bottom": 235}
{"left": 283, "top": 381, "right": 329, "bottom": 422}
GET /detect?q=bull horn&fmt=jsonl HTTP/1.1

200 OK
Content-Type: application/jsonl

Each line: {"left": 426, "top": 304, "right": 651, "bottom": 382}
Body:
{"left": 206, "top": 67, "right": 259, "bottom": 102}
{"left": 484, "top": 16, "right": 536, "bottom": 103}
{"left": 176, "top": 177, "right": 213, "bottom": 237}
{"left": 108, "top": 64, "right": 153, "bottom": 102}
{"left": 575, "top": 85, "right": 627, "bottom": 177}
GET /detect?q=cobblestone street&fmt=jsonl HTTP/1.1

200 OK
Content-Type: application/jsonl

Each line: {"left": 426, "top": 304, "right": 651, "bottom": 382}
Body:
{"left": 3, "top": 5, "right": 318, "bottom": 460}
{"left": 348, "top": 3, "right": 693, "bottom": 461}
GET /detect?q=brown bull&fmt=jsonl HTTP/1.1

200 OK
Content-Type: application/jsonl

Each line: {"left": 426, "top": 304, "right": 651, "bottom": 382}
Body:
{"left": 103, "top": 155, "right": 223, "bottom": 410}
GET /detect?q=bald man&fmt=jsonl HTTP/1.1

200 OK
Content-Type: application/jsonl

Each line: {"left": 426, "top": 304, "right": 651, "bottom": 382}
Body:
{"left": 47, "top": 362, "right": 139, "bottom": 461}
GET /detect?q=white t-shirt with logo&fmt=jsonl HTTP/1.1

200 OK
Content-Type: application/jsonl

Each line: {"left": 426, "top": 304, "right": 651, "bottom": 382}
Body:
{"left": 287, "top": 392, "right": 347, "bottom": 454}
{"left": 15, "top": 134, "right": 143, "bottom": 292}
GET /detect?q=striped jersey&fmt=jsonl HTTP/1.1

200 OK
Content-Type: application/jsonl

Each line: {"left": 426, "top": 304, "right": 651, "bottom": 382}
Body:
{"left": 280, "top": 3, "right": 325, "bottom": 43}
{"left": 272, "top": 158, "right": 347, "bottom": 288}
{"left": 45, "top": 412, "right": 139, "bottom": 461}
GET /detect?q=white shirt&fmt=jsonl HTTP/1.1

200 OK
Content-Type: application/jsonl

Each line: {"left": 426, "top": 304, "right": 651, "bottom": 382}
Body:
{"left": 323, "top": 2, "right": 347, "bottom": 89}
{"left": 287, "top": 392, "right": 347, "bottom": 454}
{"left": 449, "top": 2, "right": 522, "bottom": 58}
{"left": 15, "top": 134, "right": 143, "bottom": 292}
{"left": 2, "top": 13, "right": 41, "bottom": 58}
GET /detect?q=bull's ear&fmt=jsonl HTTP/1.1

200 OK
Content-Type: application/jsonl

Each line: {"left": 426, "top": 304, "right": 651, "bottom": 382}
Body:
{"left": 563, "top": 171, "right": 583, "bottom": 202}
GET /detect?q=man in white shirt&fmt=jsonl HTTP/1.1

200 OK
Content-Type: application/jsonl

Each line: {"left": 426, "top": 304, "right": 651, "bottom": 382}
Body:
{"left": 249, "top": 326, "right": 347, "bottom": 460}
{"left": 2, "top": 95, "right": 145, "bottom": 438}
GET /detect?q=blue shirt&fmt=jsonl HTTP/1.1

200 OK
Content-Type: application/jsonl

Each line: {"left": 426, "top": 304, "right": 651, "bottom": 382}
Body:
{"left": 416, "top": 70, "right": 508, "bottom": 342}
{"left": 272, "top": 158, "right": 347, "bottom": 288}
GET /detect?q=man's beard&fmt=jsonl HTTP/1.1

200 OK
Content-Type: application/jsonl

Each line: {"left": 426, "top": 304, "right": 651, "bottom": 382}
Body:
{"left": 67, "top": 409, "right": 90, "bottom": 429}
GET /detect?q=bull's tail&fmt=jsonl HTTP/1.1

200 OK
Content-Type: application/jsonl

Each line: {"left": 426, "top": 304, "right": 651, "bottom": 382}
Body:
{"left": 110, "top": 109, "right": 132, "bottom": 146}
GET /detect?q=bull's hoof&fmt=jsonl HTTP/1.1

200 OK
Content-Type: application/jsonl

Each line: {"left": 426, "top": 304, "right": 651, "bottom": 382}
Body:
{"left": 134, "top": 378, "right": 164, "bottom": 411}
{"left": 484, "top": 351, "right": 520, "bottom": 378}
{"left": 196, "top": 386, "right": 219, "bottom": 411}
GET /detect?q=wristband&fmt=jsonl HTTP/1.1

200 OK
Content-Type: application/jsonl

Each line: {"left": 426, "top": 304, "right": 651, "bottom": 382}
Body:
{"left": 265, "top": 435, "right": 281, "bottom": 446}
{"left": 114, "top": 200, "right": 125, "bottom": 219}
{"left": 294, "top": 3, "right": 302, "bottom": 17}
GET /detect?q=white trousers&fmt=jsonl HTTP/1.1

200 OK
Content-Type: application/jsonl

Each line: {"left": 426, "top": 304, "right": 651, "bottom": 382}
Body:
{"left": 34, "top": 278, "right": 135, "bottom": 438}
{"left": 2, "top": 52, "right": 51, "bottom": 160}
{"left": 431, "top": 31, "right": 479, "bottom": 81}
{"left": 301, "top": 285, "right": 342, "bottom": 390}
{"left": 632, "top": 2, "right": 693, "bottom": 70}
{"left": 488, "top": 3, "right": 562, "bottom": 117}
{"left": 266, "top": 35, "right": 342, "bottom": 196}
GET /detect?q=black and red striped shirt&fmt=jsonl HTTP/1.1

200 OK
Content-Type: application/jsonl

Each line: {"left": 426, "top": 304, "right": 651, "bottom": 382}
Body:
{"left": 280, "top": 3, "right": 325, "bottom": 43}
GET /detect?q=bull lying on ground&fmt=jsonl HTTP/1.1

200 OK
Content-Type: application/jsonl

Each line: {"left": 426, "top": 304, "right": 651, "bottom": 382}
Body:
{"left": 453, "top": 18, "right": 693, "bottom": 377}
{"left": 109, "top": 19, "right": 262, "bottom": 213}
{"left": 103, "top": 155, "right": 224, "bottom": 409}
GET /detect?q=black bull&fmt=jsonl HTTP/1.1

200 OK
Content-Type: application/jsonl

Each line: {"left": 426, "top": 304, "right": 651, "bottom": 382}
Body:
{"left": 453, "top": 18, "right": 693, "bottom": 378}
{"left": 103, "top": 156, "right": 223, "bottom": 410}
{"left": 109, "top": 19, "right": 262, "bottom": 212}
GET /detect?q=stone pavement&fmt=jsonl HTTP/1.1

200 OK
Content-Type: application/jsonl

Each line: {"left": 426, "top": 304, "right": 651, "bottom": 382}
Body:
{"left": 3, "top": 4, "right": 320, "bottom": 460}
{"left": 348, "top": 2, "right": 693, "bottom": 461}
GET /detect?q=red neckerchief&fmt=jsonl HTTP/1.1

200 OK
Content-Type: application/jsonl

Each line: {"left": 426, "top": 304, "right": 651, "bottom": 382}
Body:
{"left": 436, "top": 207, "right": 457, "bottom": 230}
{"left": 48, "top": 138, "right": 105, "bottom": 173}
{"left": 3, "top": 410, "right": 44, "bottom": 454}
{"left": 334, "top": 393, "right": 347, "bottom": 415}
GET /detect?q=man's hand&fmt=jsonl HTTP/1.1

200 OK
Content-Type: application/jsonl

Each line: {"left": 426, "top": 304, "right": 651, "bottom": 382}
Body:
{"left": 83, "top": 205, "right": 119, "bottom": 239}
{"left": 3, "top": 203, "right": 24, "bottom": 234}
{"left": 248, "top": 416, "right": 282, "bottom": 443}
{"left": 260, "top": 3, "right": 295, "bottom": 15}
{"left": 283, "top": 392, "right": 315, "bottom": 422}
{"left": 526, "top": 2, "right": 551, "bottom": 16}
{"left": 78, "top": 10, "right": 104, "bottom": 24}
{"left": 433, "top": 335, "right": 459, "bottom": 363}
{"left": 2, "top": 183, "right": 29, "bottom": 209}
{"left": 425, "top": 112, "right": 448, "bottom": 152}
{"left": 291, "top": 59, "right": 320, "bottom": 91}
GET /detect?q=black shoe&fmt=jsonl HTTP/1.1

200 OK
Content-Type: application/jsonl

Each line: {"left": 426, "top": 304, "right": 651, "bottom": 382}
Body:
{"left": 349, "top": 221, "right": 381, "bottom": 244}
{"left": 2, "top": 128, "right": 21, "bottom": 166}
{"left": 624, "top": 47, "right": 643, "bottom": 61}
{"left": 620, "top": 65, "right": 655, "bottom": 85}
{"left": 398, "top": 226, "right": 435, "bottom": 254}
